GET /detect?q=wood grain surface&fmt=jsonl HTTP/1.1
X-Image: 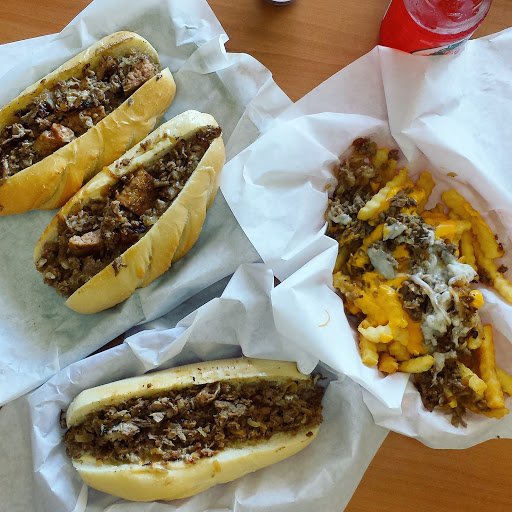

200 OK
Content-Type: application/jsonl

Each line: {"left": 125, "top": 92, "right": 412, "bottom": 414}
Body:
{"left": 1, "top": 1, "right": 511, "bottom": 511}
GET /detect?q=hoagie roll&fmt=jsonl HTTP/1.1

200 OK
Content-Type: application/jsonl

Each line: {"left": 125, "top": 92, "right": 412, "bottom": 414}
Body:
{"left": 34, "top": 110, "right": 225, "bottom": 313}
{"left": 63, "top": 358, "right": 324, "bottom": 502}
{"left": 0, "top": 31, "right": 176, "bottom": 215}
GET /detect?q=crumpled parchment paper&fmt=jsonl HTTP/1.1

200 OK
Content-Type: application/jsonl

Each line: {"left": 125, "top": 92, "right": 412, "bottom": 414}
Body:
{"left": 221, "top": 32, "right": 512, "bottom": 448}
{"left": 0, "top": 0, "right": 292, "bottom": 405}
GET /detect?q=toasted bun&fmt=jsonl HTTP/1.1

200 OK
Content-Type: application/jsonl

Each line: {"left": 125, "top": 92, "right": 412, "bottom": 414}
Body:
{"left": 0, "top": 31, "right": 176, "bottom": 215}
{"left": 34, "top": 110, "right": 225, "bottom": 314}
{"left": 66, "top": 358, "right": 320, "bottom": 502}
{"left": 72, "top": 429, "right": 318, "bottom": 502}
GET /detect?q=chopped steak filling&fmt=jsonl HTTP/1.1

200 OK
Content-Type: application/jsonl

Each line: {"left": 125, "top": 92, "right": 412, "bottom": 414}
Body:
{"left": 36, "top": 126, "right": 221, "bottom": 297}
{"left": 63, "top": 378, "right": 324, "bottom": 465}
{"left": 0, "top": 51, "right": 160, "bottom": 184}
{"left": 327, "top": 138, "right": 485, "bottom": 427}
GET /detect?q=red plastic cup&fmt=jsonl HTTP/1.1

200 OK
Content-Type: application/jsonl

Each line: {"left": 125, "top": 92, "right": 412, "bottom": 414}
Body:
{"left": 379, "top": 0, "right": 493, "bottom": 55}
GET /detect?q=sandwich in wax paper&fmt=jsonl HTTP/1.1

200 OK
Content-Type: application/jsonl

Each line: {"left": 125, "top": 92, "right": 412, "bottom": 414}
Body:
{"left": 0, "top": 264, "right": 387, "bottom": 512}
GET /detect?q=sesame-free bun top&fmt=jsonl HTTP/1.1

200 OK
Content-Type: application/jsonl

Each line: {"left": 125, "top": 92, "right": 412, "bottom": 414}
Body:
{"left": 0, "top": 31, "right": 176, "bottom": 215}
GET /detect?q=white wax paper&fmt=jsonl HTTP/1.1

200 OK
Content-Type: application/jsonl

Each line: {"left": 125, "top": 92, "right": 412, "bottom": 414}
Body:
{"left": 221, "top": 32, "right": 512, "bottom": 448}
{"left": 0, "top": 0, "right": 293, "bottom": 405}
{"left": 0, "top": 264, "right": 388, "bottom": 512}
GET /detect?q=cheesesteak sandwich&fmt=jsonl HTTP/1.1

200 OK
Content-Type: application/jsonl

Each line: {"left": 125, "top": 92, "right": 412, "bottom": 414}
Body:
{"left": 34, "top": 110, "right": 225, "bottom": 314}
{"left": 63, "top": 358, "right": 324, "bottom": 502}
{"left": 0, "top": 31, "right": 176, "bottom": 215}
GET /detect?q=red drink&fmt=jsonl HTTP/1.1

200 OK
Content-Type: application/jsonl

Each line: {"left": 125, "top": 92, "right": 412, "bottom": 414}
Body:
{"left": 379, "top": 0, "right": 493, "bottom": 55}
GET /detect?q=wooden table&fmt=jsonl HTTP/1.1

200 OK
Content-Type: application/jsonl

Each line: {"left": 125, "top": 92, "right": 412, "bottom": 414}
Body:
{"left": 1, "top": 1, "right": 511, "bottom": 511}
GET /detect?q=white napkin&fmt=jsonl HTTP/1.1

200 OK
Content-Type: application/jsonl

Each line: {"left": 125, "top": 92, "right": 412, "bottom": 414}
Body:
{"left": 0, "top": 264, "right": 388, "bottom": 512}
{"left": 221, "top": 31, "right": 512, "bottom": 447}
{"left": 0, "top": 0, "right": 292, "bottom": 405}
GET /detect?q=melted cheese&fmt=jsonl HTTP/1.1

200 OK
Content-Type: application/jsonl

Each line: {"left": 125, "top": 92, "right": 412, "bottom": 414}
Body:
{"left": 349, "top": 272, "right": 408, "bottom": 339}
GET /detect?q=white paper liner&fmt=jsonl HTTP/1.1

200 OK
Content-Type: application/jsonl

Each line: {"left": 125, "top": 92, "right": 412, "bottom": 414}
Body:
{"left": 221, "top": 32, "right": 512, "bottom": 447}
{"left": 0, "top": 264, "right": 388, "bottom": 512}
{"left": 0, "top": 0, "right": 293, "bottom": 405}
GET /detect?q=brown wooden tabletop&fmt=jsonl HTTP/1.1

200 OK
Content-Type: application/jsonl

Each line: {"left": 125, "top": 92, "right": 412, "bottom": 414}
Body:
{"left": 1, "top": 1, "right": 511, "bottom": 510}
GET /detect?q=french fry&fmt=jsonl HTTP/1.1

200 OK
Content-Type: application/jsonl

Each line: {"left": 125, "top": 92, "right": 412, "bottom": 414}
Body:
{"left": 468, "top": 322, "right": 484, "bottom": 350}
{"left": 358, "top": 322, "right": 393, "bottom": 344}
{"left": 452, "top": 220, "right": 472, "bottom": 245}
{"left": 393, "top": 327, "right": 409, "bottom": 347}
{"left": 404, "top": 318, "right": 427, "bottom": 356}
{"left": 496, "top": 368, "right": 512, "bottom": 396}
{"left": 446, "top": 210, "right": 474, "bottom": 260}
{"left": 443, "top": 387, "right": 457, "bottom": 409}
{"left": 478, "top": 325, "right": 506, "bottom": 409}
{"left": 388, "top": 340, "right": 411, "bottom": 362}
{"left": 421, "top": 211, "right": 448, "bottom": 224}
{"left": 465, "top": 404, "right": 509, "bottom": 419}
{"left": 332, "top": 272, "right": 352, "bottom": 294}
{"left": 370, "top": 148, "right": 398, "bottom": 185}
{"left": 484, "top": 408, "right": 509, "bottom": 419}
{"left": 474, "top": 244, "right": 512, "bottom": 304}
{"left": 399, "top": 356, "right": 435, "bottom": 373}
{"left": 442, "top": 189, "right": 504, "bottom": 259}
{"left": 378, "top": 352, "right": 398, "bottom": 374}
{"left": 359, "top": 334, "right": 379, "bottom": 367}
{"left": 333, "top": 243, "right": 352, "bottom": 273}
{"left": 344, "top": 299, "right": 362, "bottom": 316}
{"left": 423, "top": 212, "right": 471, "bottom": 246}
{"left": 459, "top": 229, "right": 478, "bottom": 272}
{"left": 358, "top": 168, "right": 409, "bottom": 221}
{"left": 414, "top": 171, "right": 435, "bottom": 212}
{"left": 370, "top": 147, "right": 390, "bottom": 169}
{"left": 429, "top": 202, "right": 445, "bottom": 214}
{"left": 433, "top": 219, "right": 460, "bottom": 243}
{"left": 456, "top": 361, "right": 487, "bottom": 396}
{"left": 444, "top": 211, "right": 472, "bottom": 242}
